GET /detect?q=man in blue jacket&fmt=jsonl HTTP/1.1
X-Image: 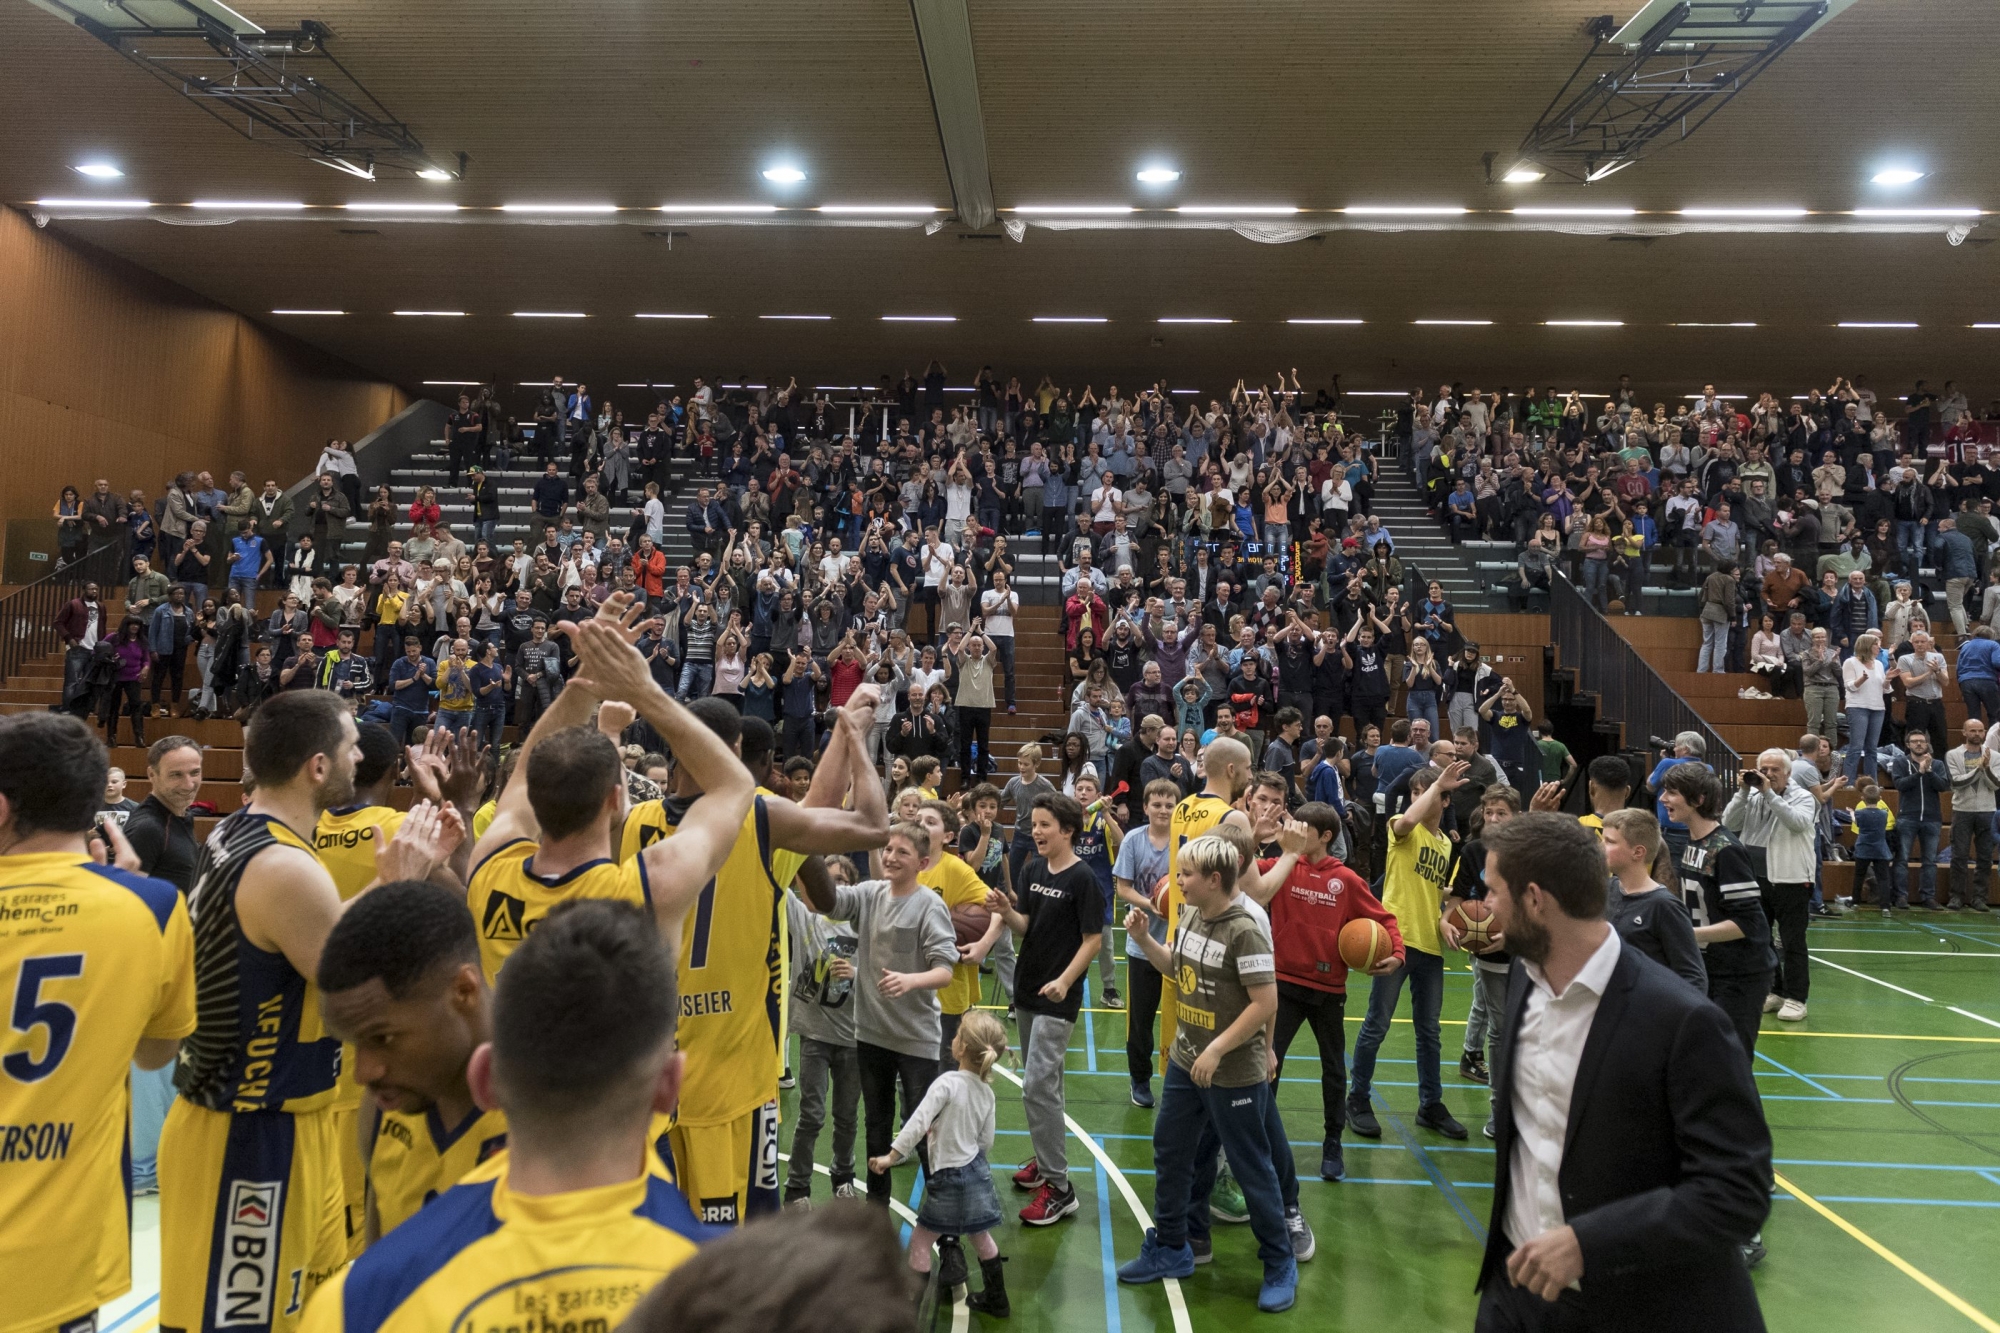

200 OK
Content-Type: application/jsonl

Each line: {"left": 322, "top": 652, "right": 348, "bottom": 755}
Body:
{"left": 1892, "top": 729, "right": 1950, "bottom": 910}
{"left": 1957, "top": 626, "right": 2000, "bottom": 725}
{"left": 1936, "top": 515, "right": 1978, "bottom": 635}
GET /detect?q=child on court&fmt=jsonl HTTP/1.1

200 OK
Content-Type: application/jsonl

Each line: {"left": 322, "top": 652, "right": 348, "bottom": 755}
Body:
{"left": 1071, "top": 766, "right": 1125, "bottom": 1009}
{"left": 782, "top": 862, "right": 863, "bottom": 1208}
{"left": 1603, "top": 808, "right": 1708, "bottom": 992}
{"left": 1848, "top": 782, "right": 1900, "bottom": 911}
{"left": 1442, "top": 784, "right": 1521, "bottom": 1129}
{"left": 869, "top": 1011, "right": 1014, "bottom": 1316}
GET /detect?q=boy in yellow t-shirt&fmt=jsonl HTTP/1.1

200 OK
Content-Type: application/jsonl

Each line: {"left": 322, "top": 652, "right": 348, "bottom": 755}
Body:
{"left": 915, "top": 799, "right": 1005, "bottom": 1059}
{"left": 1347, "top": 760, "right": 1470, "bottom": 1142}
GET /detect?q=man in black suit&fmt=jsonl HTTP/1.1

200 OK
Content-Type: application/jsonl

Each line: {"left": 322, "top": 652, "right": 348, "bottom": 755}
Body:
{"left": 1473, "top": 812, "right": 1770, "bottom": 1333}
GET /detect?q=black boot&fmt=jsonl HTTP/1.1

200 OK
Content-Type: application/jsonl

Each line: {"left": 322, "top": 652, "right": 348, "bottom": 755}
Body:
{"left": 936, "top": 1235, "right": 968, "bottom": 1289}
{"left": 965, "top": 1255, "right": 1009, "bottom": 1318}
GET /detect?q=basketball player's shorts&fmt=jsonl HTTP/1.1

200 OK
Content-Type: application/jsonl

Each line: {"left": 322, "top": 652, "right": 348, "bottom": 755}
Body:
{"left": 158, "top": 1101, "right": 346, "bottom": 1333}
{"left": 663, "top": 1101, "right": 781, "bottom": 1227}
{"left": 330, "top": 1105, "right": 367, "bottom": 1261}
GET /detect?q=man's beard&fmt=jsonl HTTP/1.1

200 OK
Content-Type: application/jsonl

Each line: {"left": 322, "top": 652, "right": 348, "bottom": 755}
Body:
{"left": 314, "top": 765, "right": 356, "bottom": 812}
{"left": 1505, "top": 907, "right": 1552, "bottom": 966}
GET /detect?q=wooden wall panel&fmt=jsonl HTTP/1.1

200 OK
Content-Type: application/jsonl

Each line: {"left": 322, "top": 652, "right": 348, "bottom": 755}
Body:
{"left": 0, "top": 206, "right": 407, "bottom": 539}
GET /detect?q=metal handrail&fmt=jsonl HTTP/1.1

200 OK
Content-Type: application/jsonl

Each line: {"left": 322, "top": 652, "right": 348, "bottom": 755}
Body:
{"left": 0, "top": 542, "right": 128, "bottom": 687}
{"left": 1550, "top": 571, "right": 1740, "bottom": 774}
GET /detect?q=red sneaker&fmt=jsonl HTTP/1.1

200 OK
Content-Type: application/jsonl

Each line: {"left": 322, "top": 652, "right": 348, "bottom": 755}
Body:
{"left": 1011, "top": 1158, "right": 1042, "bottom": 1191}
{"left": 1019, "top": 1181, "right": 1079, "bottom": 1226}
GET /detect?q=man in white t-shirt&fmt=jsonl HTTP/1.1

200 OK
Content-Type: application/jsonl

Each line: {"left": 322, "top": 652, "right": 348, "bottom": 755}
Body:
{"left": 914, "top": 526, "right": 955, "bottom": 643}
{"left": 1091, "top": 472, "right": 1124, "bottom": 535}
{"left": 981, "top": 572, "right": 1021, "bottom": 714}
{"left": 820, "top": 537, "right": 851, "bottom": 586}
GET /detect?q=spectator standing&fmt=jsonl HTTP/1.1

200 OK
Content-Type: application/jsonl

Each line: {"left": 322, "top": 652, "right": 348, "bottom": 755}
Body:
{"left": 1958, "top": 626, "right": 2000, "bottom": 726}
{"left": 1896, "top": 630, "right": 1949, "bottom": 756}
{"left": 1841, "top": 633, "right": 1888, "bottom": 781}
{"left": 1657, "top": 765, "right": 1773, "bottom": 1064}
{"left": 1946, "top": 718, "right": 1997, "bottom": 912}
{"left": 1721, "top": 749, "right": 1818, "bottom": 1022}
{"left": 1892, "top": 730, "right": 1948, "bottom": 911}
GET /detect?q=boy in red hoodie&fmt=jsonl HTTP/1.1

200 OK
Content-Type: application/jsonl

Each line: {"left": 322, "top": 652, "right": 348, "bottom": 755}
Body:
{"left": 1246, "top": 801, "right": 1403, "bottom": 1183}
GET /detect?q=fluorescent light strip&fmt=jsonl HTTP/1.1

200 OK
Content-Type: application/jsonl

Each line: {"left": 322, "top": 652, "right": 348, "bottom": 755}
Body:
{"left": 1158, "top": 317, "right": 1233, "bottom": 324}
{"left": 1288, "top": 318, "right": 1364, "bottom": 325}
{"left": 817, "top": 204, "right": 941, "bottom": 214}
{"left": 270, "top": 309, "right": 344, "bottom": 315}
{"left": 656, "top": 204, "right": 779, "bottom": 213}
{"left": 1544, "top": 319, "right": 1625, "bottom": 327}
{"left": 1975, "top": 324, "right": 2000, "bottom": 330}
{"left": 616, "top": 382, "right": 676, "bottom": 387}
{"left": 760, "top": 314, "right": 832, "bottom": 321}
{"left": 1010, "top": 205, "right": 1135, "bottom": 215}
{"left": 1347, "top": 391, "right": 1412, "bottom": 397}
{"left": 1679, "top": 207, "right": 1808, "bottom": 218}
{"left": 1837, "top": 321, "right": 1918, "bottom": 328}
{"left": 1413, "top": 319, "right": 1491, "bottom": 325}
{"left": 1511, "top": 207, "right": 1635, "bottom": 217}
{"left": 635, "top": 313, "right": 709, "bottom": 320}
{"left": 1170, "top": 389, "right": 1202, "bottom": 394}
{"left": 1673, "top": 321, "right": 1759, "bottom": 327}
{"left": 512, "top": 311, "right": 588, "bottom": 318}
{"left": 1032, "top": 316, "right": 1108, "bottom": 324}
{"left": 1175, "top": 205, "right": 1299, "bottom": 215}
{"left": 1852, "top": 208, "right": 1980, "bottom": 219}
{"left": 344, "top": 202, "right": 460, "bottom": 212}
{"left": 34, "top": 197, "right": 150, "bottom": 208}
{"left": 422, "top": 380, "right": 481, "bottom": 386}
{"left": 499, "top": 203, "right": 618, "bottom": 214}
{"left": 190, "top": 200, "right": 307, "bottom": 210}
{"left": 1344, "top": 206, "right": 1467, "bottom": 215}
{"left": 882, "top": 315, "right": 957, "bottom": 322}
{"left": 719, "top": 384, "right": 768, "bottom": 390}
{"left": 814, "top": 385, "right": 860, "bottom": 391}
{"left": 393, "top": 310, "right": 467, "bottom": 317}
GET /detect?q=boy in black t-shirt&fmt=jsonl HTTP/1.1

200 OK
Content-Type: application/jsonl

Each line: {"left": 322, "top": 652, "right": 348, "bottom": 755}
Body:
{"left": 1602, "top": 808, "right": 1708, "bottom": 992}
{"left": 986, "top": 792, "right": 1102, "bottom": 1227}
{"left": 1658, "top": 765, "right": 1772, "bottom": 1062}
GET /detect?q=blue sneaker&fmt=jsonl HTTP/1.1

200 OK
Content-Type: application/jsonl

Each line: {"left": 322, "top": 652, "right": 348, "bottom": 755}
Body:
{"left": 1258, "top": 1256, "right": 1298, "bottom": 1313}
{"left": 1320, "top": 1141, "right": 1345, "bottom": 1182}
{"left": 1131, "top": 1081, "right": 1155, "bottom": 1109}
{"left": 1118, "top": 1228, "right": 1196, "bottom": 1284}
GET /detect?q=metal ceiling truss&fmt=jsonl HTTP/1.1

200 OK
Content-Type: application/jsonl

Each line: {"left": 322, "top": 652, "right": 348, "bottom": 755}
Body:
{"left": 33, "top": 0, "right": 452, "bottom": 180}
{"left": 1516, "top": 1, "right": 1828, "bottom": 185}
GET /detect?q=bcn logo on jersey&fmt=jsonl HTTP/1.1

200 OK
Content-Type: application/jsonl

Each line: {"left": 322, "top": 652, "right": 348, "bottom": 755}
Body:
{"left": 753, "top": 1102, "right": 780, "bottom": 1195}
{"left": 215, "top": 1179, "right": 283, "bottom": 1327}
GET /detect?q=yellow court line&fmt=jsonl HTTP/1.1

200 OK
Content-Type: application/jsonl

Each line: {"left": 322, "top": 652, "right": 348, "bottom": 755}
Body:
{"left": 1776, "top": 1171, "right": 2000, "bottom": 1333}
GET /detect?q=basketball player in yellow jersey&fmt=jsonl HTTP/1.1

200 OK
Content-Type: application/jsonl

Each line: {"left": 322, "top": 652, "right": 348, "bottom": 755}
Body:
{"left": 0, "top": 715, "right": 196, "bottom": 1333}
{"left": 317, "top": 881, "right": 504, "bottom": 1246}
{"left": 617, "top": 683, "right": 890, "bottom": 1225}
{"left": 159, "top": 691, "right": 463, "bottom": 1333}
{"left": 1160, "top": 736, "right": 1256, "bottom": 1068}
{"left": 300, "top": 900, "right": 709, "bottom": 1333}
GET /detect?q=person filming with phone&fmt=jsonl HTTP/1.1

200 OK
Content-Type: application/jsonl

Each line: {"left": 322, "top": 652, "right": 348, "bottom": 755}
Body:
{"left": 1720, "top": 748, "right": 1819, "bottom": 1023}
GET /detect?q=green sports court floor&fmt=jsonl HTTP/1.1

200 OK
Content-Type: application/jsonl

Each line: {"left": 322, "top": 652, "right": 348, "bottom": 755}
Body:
{"left": 100, "top": 915, "right": 2000, "bottom": 1333}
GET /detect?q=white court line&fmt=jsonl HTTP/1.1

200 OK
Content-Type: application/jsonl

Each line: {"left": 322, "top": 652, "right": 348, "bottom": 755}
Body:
{"left": 1815, "top": 949, "right": 2000, "bottom": 957}
{"left": 990, "top": 1063, "right": 1194, "bottom": 1333}
{"left": 1949, "top": 1007, "right": 2000, "bottom": 1031}
{"left": 1814, "top": 956, "right": 1933, "bottom": 1001}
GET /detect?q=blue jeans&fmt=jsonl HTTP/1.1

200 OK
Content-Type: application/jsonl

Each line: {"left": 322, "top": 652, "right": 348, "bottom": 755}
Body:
{"left": 438, "top": 708, "right": 474, "bottom": 733}
{"left": 1902, "top": 820, "right": 1941, "bottom": 905}
{"left": 1842, "top": 706, "right": 1885, "bottom": 780}
{"left": 229, "top": 575, "right": 259, "bottom": 605}
{"left": 1350, "top": 947, "right": 1444, "bottom": 1108}
{"left": 475, "top": 706, "right": 506, "bottom": 751}
{"left": 990, "top": 635, "right": 1016, "bottom": 707}
{"left": 1698, "top": 618, "right": 1729, "bottom": 672}
{"left": 1152, "top": 1063, "right": 1290, "bottom": 1271}
{"left": 1896, "top": 520, "right": 1926, "bottom": 573}
{"left": 130, "top": 1058, "right": 177, "bottom": 1188}
{"left": 1582, "top": 556, "right": 1609, "bottom": 609}
{"left": 678, "top": 661, "right": 715, "bottom": 701}
{"left": 389, "top": 704, "right": 428, "bottom": 747}
{"left": 1405, "top": 691, "right": 1439, "bottom": 736}
{"left": 1964, "top": 679, "right": 2000, "bottom": 726}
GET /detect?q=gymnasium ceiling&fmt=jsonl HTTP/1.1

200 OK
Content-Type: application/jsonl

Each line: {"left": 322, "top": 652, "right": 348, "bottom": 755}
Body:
{"left": 3, "top": 0, "right": 1998, "bottom": 411}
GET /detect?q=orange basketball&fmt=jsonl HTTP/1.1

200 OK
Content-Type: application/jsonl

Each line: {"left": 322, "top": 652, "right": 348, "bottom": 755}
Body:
{"left": 1338, "top": 918, "right": 1391, "bottom": 972}
{"left": 1449, "top": 898, "right": 1495, "bottom": 952}
{"left": 1149, "top": 876, "right": 1172, "bottom": 918}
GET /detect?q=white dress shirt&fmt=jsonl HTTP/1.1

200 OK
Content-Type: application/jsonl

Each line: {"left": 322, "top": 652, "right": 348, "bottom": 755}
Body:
{"left": 1505, "top": 924, "right": 1623, "bottom": 1253}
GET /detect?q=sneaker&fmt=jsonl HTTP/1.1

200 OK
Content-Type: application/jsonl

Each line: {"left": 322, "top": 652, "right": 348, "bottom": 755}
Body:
{"left": 1284, "top": 1205, "right": 1316, "bottom": 1262}
{"left": 1741, "top": 1237, "right": 1768, "bottom": 1269}
{"left": 1416, "top": 1102, "right": 1468, "bottom": 1140}
{"left": 1019, "top": 1181, "right": 1079, "bottom": 1226}
{"left": 785, "top": 1196, "right": 812, "bottom": 1213}
{"left": 1319, "top": 1141, "right": 1345, "bottom": 1182}
{"left": 1738, "top": 687, "right": 1756, "bottom": 699}
{"left": 778, "top": 1067, "right": 796, "bottom": 1090}
{"left": 1923, "top": 902, "right": 1949, "bottom": 912}
{"left": 1776, "top": 999, "right": 1808, "bottom": 1022}
{"left": 1346, "top": 1093, "right": 1382, "bottom": 1139}
{"left": 1189, "top": 1233, "right": 1213, "bottom": 1265}
{"left": 1458, "top": 1050, "right": 1489, "bottom": 1084}
{"left": 832, "top": 1180, "right": 860, "bottom": 1200}
{"left": 132, "top": 1179, "right": 159, "bottom": 1198}
{"left": 1131, "top": 1081, "right": 1155, "bottom": 1109}
{"left": 1211, "top": 1167, "right": 1249, "bottom": 1223}
{"left": 1482, "top": 1118, "right": 1496, "bottom": 1140}
{"left": 1007, "top": 704, "right": 1017, "bottom": 714}
{"left": 1102, "top": 986, "right": 1124, "bottom": 1010}
{"left": 1258, "top": 1257, "right": 1299, "bottom": 1313}
{"left": 1762, "top": 993, "right": 1784, "bottom": 1014}
{"left": 1011, "top": 1158, "right": 1043, "bottom": 1191}
{"left": 1117, "top": 1228, "right": 1195, "bottom": 1283}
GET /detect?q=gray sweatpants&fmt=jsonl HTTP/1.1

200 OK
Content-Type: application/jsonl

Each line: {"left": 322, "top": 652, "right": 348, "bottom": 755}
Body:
{"left": 988, "top": 930, "right": 1018, "bottom": 1001}
{"left": 1460, "top": 963, "right": 1511, "bottom": 1082}
{"left": 784, "top": 1036, "right": 860, "bottom": 1200}
{"left": 1017, "top": 1008, "right": 1076, "bottom": 1187}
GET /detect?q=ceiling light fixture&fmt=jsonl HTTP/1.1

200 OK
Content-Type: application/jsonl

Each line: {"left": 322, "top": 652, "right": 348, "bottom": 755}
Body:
{"left": 1175, "top": 204, "right": 1299, "bottom": 215}
{"left": 760, "top": 314, "right": 832, "bottom": 320}
{"left": 512, "top": 311, "right": 587, "bottom": 318}
{"left": 817, "top": 204, "right": 941, "bottom": 214}
{"left": 1974, "top": 323, "right": 2000, "bottom": 330}
{"left": 415, "top": 168, "right": 453, "bottom": 182}
{"left": 1871, "top": 168, "right": 1925, "bottom": 186}
{"left": 1347, "top": 390, "right": 1415, "bottom": 397}
{"left": 1345, "top": 205, "right": 1468, "bottom": 215}
{"left": 1678, "top": 207, "right": 1808, "bottom": 218}
{"left": 422, "top": 379, "right": 481, "bottom": 386}
{"left": 1032, "top": 316, "right": 1108, "bottom": 323}
{"left": 1852, "top": 207, "right": 1980, "bottom": 218}
{"left": 1502, "top": 166, "right": 1546, "bottom": 183}
{"left": 33, "top": 197, "right": 150, "bottom": 208}
{"left": 499, "top": 203, "right": 617, "bottom": 213}
{"left": 1544, "top": 319, "right": 1625, "bottom": 326}
{"left": 190, "top": 199, "right": 308, "bottom": 210}
{"left": 1837, "top": 321, "right": 1918, "bottom": 328}
{"left": 657, "top": 203, "right": 779, "bottom": 213}
{"left": 73, "top": 161, "right": 123, "bottom": 178}
{"left": 617, "top": 382, "right": 676, "bottom": 387}
{"left": 1412, "top": 318, "right": 1492, "bottom": 325}
{"left": 1287, "top": 318, "right": 1364, "bottom": 325}
{"left": 634, "top": 312, "right": 710, "bottom": 319}
{"left": 344, "top": 202, "right": 460, "bottom": 212}
{"left": 1157, "top": 317, "right": 1233, "bottom": 324}
{"left": 1135, "top": 166, "right": 1182, "bottom": 184}
{"left": 393, "top": 309, "right": 467, "bottom": 316}
{"left": 761, "top": 165, "right": 807, "bottom": 184}
{"left": 270, "top": 308, "right": 344, "bottom": 315}
{"left": 1672, "top": 321, "right": 1759, "bottom": 327}
{"left": 1011, "top": 205, "right": 1135, "bottom": 215}
{"left": 1511, "top": 207, "right": 1636, "bottom": 217}
{"left": 882, "top": 315, "right": 957, "bottom": 322}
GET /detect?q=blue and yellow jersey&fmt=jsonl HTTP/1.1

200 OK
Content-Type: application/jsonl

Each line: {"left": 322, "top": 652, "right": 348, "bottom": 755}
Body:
{"left": 619, "top": 795, "right": 788, "bottom": 1127}
{"left": 177, "top": 810, "right": 340, "bottom": 1114}
{"left": 925, "top": 854, "right": 989, "bottom": 1017}
{"left": 465, "top": 840, "right": 648, "bottom": 983}
{"left": 0, "top": 852, "right": 195, "bottom": 1333}
{"left": 1168, "top": 793, "right": 1236, "bottom": 900}
{"left": 315, "top": 803, "right": 407, "bottom": 1117}
{"left": 369, "top": 1105, "right": 507, "bottom": 1240}
{"left": 301, "top": 1149, "right": 709, "bottom": 1333}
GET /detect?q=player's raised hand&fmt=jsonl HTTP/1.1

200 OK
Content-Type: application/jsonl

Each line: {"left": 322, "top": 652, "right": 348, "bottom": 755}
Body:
{"left": 596, "top": 699, "right": 638, "bottom": 737}
{"left": 567, "top": 620, "right": 656, "bottom": 705}
{"left": 440, "top": 728, "right": 489, "bottom": 809}
{"left": 840, "top": 682, "right": 882, "bottom": 734}
{"left": 89, "top": 816, "right": 141, "bottom": 872}
{"left": 1530, "top": 781, "right": 1565, "bottom": 812}
{"left": 374, "top": 799, "right": 463, "bottom": 884}
{"left": 1276, "top": 818, "right": 1315, "bottom": 856}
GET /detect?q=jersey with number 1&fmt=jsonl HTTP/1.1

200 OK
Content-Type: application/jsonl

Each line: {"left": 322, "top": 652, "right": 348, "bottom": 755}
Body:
{"left": 0, "top": 852, "right": 195, "bottom": 1333}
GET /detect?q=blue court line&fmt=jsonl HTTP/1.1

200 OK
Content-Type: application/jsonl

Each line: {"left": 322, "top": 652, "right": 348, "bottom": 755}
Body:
{"left": 1370, "top": 1095, "right": 1487, "bottom": 1243}
{"left": 1783, "top": 1195, "right": 2000, "bottom": 1210}
{"left": 103, "top": 1296, "right": 158, "bottom": 1333}
{"left": 901, "top": 1172, "right": 924, "bottom": 1246}
{"left": 1082, "top": 979, "right": 1099, "bottom": 1073}
{"left": 1095, "top": 1161, "right": 1124, "bottom": 1333}
{"left": 1928, "top": 924, "right": 2000, "bottom": 950}
{"left": 1978, "top": 1169, "right": 2000, "bottom": 1190}
{"left": 1756, "top": 1050, "right": 1845, "bottom": 1100}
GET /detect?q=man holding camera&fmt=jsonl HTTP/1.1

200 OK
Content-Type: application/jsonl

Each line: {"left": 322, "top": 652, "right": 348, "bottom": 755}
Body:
{"left": 1721, "top": 749, "right": 1819, "bottom": 1022}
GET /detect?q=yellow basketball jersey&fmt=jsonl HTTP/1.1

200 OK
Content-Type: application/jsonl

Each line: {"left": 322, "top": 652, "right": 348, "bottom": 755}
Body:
{"left": 314, "top": 804, "right": 407, "bottom": 1116}
{"left": 368, "top": 1104, "right": 507, "bottom": 1239}
{"left": 1169, "top": 793, "right": 1236, "bottom": 899}
{"left": 465, "top": 840, "right": 648, "bottom": 983}
{"left": 301, "top": 1149, "right": 707, "bottom": 1333}
{"left": 177, "top": 811, "right": 341, "bottom": 1114}
{"left": 757, "top": 786, "right": 807, "bottom": 1080}
{"left": 926, "top": 854, "right": 990, "bottom": 1017}
{"left": 620, "top": 796, "right": 785, "bottom": 1127}
{"left": 0, "top": 853, "right": 195, "bottom": 1333}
